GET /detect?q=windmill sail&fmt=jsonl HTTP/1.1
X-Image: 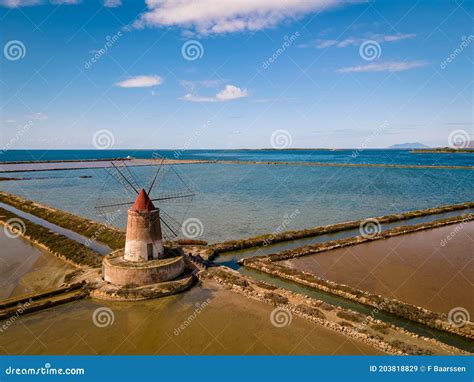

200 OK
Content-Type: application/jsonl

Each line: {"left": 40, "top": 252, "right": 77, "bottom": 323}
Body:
{"left": 95, "top": 158, "right": 195, "bottom": 241}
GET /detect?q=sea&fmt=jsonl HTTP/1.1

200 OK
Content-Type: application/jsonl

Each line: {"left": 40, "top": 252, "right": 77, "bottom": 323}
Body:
{"left": 0, "top": 149, "right": 472, "bottom": 243}
{"left": 0, "top": 148, "right": 473, "bottom": 167}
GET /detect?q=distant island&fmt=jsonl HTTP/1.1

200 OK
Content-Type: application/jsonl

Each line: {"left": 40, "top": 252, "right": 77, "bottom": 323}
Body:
{"left": 412, "top": 147, "right": 474, "bottom": 154}
{"left": 388, "top": 143, "right": 430, "bottom": 149}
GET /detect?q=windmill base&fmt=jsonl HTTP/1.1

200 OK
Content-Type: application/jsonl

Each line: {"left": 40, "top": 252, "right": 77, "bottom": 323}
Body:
{"left": 91, "top": 273, "right": 195, "bottom": 301}
{"left": 102, "top": 249, "right": 186, "bottom": 287}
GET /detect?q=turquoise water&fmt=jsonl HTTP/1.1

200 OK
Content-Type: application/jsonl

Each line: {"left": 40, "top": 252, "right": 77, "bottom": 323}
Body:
{"left": 0, "top": 149, "right": 473, "bottom": 167}
{"left": 0, "top": 163, "right": 472, "bottom": 243}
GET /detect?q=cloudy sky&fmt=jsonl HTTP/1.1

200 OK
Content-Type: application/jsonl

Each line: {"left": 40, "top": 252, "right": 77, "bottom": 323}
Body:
{"left": 1, "top": 0, "right": 472, "bottom": 149}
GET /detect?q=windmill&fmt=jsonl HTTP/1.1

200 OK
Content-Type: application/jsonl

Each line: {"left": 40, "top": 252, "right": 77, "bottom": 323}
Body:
{"left": 95, "top": 157, "right": 195, "bottom": 261}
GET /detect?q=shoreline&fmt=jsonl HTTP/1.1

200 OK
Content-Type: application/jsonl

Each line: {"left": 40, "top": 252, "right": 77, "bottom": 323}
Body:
{"left": 0, "top": 158, "right": 472, "bottom": 173}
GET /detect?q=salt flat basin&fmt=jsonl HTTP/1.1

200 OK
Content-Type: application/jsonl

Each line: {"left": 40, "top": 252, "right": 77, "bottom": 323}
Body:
{"left": 0, "top": 230, "right": 75, "bottom": 300}
{"left": 279, "top": 222, "right": 474, "bottom": 316}
{"left": 0, "top": 159, "right": 205, "bottom": 173}
{"left": 0, "top": 202, "right": 110, "bottom": 255}
{"left": 0, "top": 280, "right": 381, "bottom": 355}
{"left": 214, "top": 208, "right": 474, "bottom": 267}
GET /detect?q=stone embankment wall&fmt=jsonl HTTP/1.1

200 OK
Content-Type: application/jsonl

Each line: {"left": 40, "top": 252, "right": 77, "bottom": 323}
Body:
{"left": 0, "top": 191, "right": 126, "bottom": 250}
{"left": 102, "top": 251, "right": 186, "bottom": 286}
{"left": 247, "top": 214, "right": 473, "bottom": 263}
{"left": 214, "top": 159, "right": 473, "bottom": 170}
{"left": 242, "top": 215, "right": 474, "bottom": 340}
{"left": 0, "top": 206, "right": 102, "bottom": 268}
{"left": 212, "top": 202, "right": 474, "bottom": 253}
{"left": 202, "top": 267, "right": 466, "bottom": 355}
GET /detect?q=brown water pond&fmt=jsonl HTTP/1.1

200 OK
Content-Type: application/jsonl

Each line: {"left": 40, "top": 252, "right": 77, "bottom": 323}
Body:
{"left": 279, "top": 222, "right": 474, "bottom": 316}
{"left": 0, "top": 280, "right": 380, "bottom": 355}
{"left": 0, "top": 230, "right": 75, "bottom": 300}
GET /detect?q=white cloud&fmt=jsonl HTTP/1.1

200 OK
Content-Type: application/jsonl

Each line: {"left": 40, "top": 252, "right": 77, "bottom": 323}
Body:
{"left": 182, "top": 94, "right": 217, "bottom": 103}
{"left": 0, "top": 0, "right": 40, "bottom": 7}
{"left": 1, "top": 0, "right": 78, "bottom": 6}
{"left": 336, "top": 60, "right": 428, "bottom": 73}
{"left": 50, "top": 0, "right": 80, "bottom": 4}
{"left": 104, "top": 0, "right": 121, "bottom": 7}
{"left": 384, "top": 33, "right": 416, "bottom": 42}
{"left": 180, "top": 79, "right": 223, "bottom": 91}
{"left": 29, "top": 112, "right": 48, "bottom": 120}
{"left": 304, "top": 33, "right": 416, "bottom": 49}
{"left": 114, "top": 75, "right": 163, "bottom": 88}
{"left": 216, "top": 85, "right": 248, "bottom": 100}
{"left": 182, "top": 84, "right": 248, "bottom": 102}
{"left": 135, "top": 0, "right": 357, "bottom": 35}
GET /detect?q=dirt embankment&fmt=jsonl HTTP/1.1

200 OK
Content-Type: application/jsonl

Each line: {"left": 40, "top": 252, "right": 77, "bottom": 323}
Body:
{"left": 0, "top": 207, "right": 102, "bottom": 268}
{"left": 0, "top": 191, "right": 125, "bottom": 250}
{"left": 241, "top": 215, "right": 474, "bottom": 340}
{"left": 211, "top": 202, "right": 474, "bottom": 253}
{"left": 202, "top": 267, "right": 466, "bottom": 355}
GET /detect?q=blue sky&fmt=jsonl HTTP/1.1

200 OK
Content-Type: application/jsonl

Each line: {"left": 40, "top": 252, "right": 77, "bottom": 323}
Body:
{"left": 1, "top": 0, "right": 472, "bottom": 149}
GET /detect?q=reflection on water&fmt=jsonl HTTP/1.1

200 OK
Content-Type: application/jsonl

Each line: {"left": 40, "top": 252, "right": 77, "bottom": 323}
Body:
{"left": 1, "top": 164, "right": 472, "bottom": 243}
{"left": 0, "top": 281, "right": 380, "bottom": 355}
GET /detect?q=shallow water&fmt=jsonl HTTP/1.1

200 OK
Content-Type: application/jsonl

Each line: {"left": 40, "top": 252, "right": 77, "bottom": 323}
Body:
{"left": 0, "top": 281, "right": 380, "bottom": 355}
{"left": 0, "top": 202, "right": 110, "bottom": 255}
{"left": 0, "top": 231, "right": 74, "bottom": 300}
{"left": 214, "top": 208, "right": 474, "bottom": 267}
{"left": 0, "top": 164, "right": 472, "bottom": 243}
{"left": 1, "top": 149, "right": 473, "bottom": 167}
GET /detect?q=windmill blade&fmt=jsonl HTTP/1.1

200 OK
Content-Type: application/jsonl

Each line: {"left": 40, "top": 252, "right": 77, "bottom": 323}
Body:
{"left": 117, "top": 160, "right": 141, "bottom": 192}
{"left": 95, "top": 197, "right": 128, "bottom": 226}
{"left": 151, "top": 191, "right": 195, "bottom": 203}
{"left": 148, "top": 156, "right": 165, "bottom": 194}
{"left": 95, "top": 200, "right": 134, "bottom": 210}
{"left": 106, "top": 161, "right": 140, "bottom": 195}
{"left": 159, "top": 209, "right": 182, "bottom": 240}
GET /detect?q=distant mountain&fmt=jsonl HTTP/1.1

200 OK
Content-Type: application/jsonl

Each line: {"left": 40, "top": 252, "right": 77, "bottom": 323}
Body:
{"left": 388, "top": 142, "right": 430, "bottom": 149}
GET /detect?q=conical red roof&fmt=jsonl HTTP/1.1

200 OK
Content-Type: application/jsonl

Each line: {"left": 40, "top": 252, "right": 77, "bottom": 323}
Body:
{"left": 131, "top": 189, "right": 156, "bottom": 211}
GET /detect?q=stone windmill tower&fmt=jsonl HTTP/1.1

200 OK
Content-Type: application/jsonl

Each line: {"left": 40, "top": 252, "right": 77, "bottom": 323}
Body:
{"left": 124, "top": 188, "right": 164, "bottom": 261}
{"left": 94, "top": 159, "right": 195, "bottom": 288}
